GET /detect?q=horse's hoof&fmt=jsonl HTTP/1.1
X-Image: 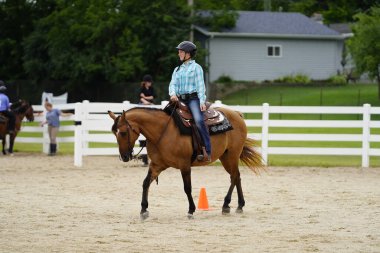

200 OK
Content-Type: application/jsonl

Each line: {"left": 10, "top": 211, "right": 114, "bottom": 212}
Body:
{"left": 140, "top": 211, "right": 149, "bottom": 220}
{"left": 187, "top": 213, "right": 194, "bottom": 219}
{"left": 235, "top": 207, "right": 243, "bottom": 214}
{"left": 222, "top": 207, "right": 230, "bottom": 215}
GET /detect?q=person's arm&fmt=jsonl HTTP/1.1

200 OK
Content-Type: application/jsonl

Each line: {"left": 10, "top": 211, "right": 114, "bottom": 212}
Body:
{"left": 194, "top": 64, "right": 206, "bottom": 106}
{"left": 169, "top": 68, "right": 178, "bottom": 101}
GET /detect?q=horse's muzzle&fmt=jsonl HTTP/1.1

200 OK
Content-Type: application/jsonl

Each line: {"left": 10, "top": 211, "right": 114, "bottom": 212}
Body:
{"left": 119, "top": 153, "right": 132, "bottom": 162}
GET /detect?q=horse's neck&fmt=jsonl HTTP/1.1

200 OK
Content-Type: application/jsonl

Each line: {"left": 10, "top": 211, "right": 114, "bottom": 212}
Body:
{"left": 128, "top": 109, "right": 173, "bottom": 142}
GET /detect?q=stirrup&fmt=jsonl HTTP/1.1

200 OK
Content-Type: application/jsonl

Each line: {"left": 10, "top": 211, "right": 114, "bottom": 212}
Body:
{"left": 196, "top": 154, "right": 204, "bottom": 161}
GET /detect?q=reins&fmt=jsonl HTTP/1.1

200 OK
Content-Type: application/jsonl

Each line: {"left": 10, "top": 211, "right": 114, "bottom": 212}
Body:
{"left": 118, "top": 103, "right": 177, "bottom": 161}
{"left": 155, "top": 102, "right": 177, "bottom": 146}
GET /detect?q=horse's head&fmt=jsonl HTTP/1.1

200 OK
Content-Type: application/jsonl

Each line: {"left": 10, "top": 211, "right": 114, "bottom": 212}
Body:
{"left": 11, "top": 100, "right": 34, "bottom": 122}
{"left": 108, "top": 110, "right": 140, "bottom": 162}
{"left": 24, "top": 101, "right": 34, "bottom": 122}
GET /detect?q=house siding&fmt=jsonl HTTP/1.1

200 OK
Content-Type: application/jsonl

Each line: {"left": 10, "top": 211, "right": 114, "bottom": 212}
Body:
{"left": 208, "top": 37, "right": 343, "bottom": 82}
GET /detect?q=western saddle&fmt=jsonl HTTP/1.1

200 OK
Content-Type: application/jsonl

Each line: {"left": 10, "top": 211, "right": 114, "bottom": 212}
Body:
{"left": 174, "top": 101, "right": 225, "bottom": 162}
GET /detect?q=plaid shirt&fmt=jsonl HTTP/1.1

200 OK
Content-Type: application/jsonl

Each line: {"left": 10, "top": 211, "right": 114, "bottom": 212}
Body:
{"left": 169, "top": 60, "right": 206, "bottom": 104}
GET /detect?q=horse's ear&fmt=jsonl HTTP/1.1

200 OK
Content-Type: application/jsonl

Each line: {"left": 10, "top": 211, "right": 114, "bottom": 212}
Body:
{"left": 108, "top": 110, "right": 117, "bottom": 120}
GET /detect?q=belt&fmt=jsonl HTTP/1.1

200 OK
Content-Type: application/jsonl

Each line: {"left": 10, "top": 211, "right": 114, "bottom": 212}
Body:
{"left": 179, "top": 92, "right": 198, "bottom": 100}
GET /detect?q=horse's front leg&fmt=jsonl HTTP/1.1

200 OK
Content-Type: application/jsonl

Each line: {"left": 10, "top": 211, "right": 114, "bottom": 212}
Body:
{"left": 140, "top": 165, "right": 164, "bottom": 220}
{"left": 8, "top": 133, "right": 15, "bottom": 154}
{"left": 181, "top": 168, "right": 196, "bottom": 219}
{"left": 140, "top": 169, "right": 153, "bottom": 220}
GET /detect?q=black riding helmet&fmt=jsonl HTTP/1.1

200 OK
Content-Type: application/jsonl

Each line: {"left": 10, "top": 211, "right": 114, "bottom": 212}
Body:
{"left": 142, "top": 74, "right": 153, "bottom": 82}
{"left": 176, "top": 41, "right": 197, "bottom": 57}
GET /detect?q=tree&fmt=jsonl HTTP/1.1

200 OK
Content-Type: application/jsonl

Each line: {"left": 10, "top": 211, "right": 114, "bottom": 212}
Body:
{"left": 347, "top": 7, "right": 380, "bottom": 96}
{"left": 23, "top": 0, "right": 191, "bottom": 101}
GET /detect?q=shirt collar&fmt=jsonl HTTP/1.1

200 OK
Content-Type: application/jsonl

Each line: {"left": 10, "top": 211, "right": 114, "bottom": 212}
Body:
{"left": 183, "top": 59, "right": 194, "bottom": 66}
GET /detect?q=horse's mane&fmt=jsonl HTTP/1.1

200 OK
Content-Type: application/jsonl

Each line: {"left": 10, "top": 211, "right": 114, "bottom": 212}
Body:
{"left": 126, "top": 107, "right": 164, "bottom": 113}
{"left": 10, "top": 100, "right": 30, "bottom": 113}
{"left": 112, "top": 107, "right": 167, "bottom": 132}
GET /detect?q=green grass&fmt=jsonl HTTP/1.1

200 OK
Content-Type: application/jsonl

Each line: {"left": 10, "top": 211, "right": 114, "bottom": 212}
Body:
{"left": 222, "top": 83, "right": 380, "bottom": 106}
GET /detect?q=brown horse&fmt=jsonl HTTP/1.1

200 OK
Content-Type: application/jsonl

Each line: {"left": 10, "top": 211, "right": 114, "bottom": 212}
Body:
{"left": 108, "top": 105, "right": 264, "bottom": 219}
{"left": 0, "top": 100, "right": 34, "bottom": 155}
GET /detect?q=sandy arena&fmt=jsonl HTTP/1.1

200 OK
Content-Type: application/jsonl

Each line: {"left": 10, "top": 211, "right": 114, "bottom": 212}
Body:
{"left": 1, "top": 153, "right": 379, "bottom": 253}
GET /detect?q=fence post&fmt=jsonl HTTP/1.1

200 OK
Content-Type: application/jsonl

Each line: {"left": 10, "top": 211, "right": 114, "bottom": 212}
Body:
{"left": 74, "top": 102, "right": 83, "bottom": 167}
{"left": 362, "top": 103, "right": 370, "bottom": 168}
{"left": 42, "top": 124, "right": 49, "bottom": 154}
{"left": 82, "top": 100, "right": 90, "bottom": 151}
{"left": 122, "top": 100, "right": 130, "bottom": 109}
{"left": 261, "top": 103, "right": 269, "bottom": 165}
{"left": 161, "top": 100, "right": 169, "bottom": 108}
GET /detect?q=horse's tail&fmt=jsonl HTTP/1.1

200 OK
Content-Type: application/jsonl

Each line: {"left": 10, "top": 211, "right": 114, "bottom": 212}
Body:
{"left": 240, "top": 138, "right": 265, "bottom": 174}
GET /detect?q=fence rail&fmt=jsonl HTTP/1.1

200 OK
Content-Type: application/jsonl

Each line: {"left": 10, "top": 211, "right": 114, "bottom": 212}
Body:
{"left": 16, "top": 101, "right": 380, "bottom": 167}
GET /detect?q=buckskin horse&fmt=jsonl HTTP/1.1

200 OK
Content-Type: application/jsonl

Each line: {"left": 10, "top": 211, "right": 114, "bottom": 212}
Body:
{"left": 0, "top": 100, "right": 34, "bottom": 155}
{"left": 108, "top": 104, "right": 264, "bottom": 219}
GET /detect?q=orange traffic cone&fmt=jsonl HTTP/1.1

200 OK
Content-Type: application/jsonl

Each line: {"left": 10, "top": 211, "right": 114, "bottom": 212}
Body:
{"left": 197, "top": 187, "right": 209, "bottom": 210}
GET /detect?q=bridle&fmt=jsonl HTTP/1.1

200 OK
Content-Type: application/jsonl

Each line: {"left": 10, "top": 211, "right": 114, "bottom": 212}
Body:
{"left": 117, "top": 113, "right": 141, "bottom": 161}
{"left": 115, "top": 105, "right": 177, "bottom": 161}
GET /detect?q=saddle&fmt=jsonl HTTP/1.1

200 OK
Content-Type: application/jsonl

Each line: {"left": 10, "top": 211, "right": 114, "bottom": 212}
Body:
{"left": 176, "top": 101, "right": 225, "bottom": 128}
{"left": 0, "top": 113, "right": 7, "bottom": 124}
{"left": 165, "top": 101, "right": 232, "bottom": 163}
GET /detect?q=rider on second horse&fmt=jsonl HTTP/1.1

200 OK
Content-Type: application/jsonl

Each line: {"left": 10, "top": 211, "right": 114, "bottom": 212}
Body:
{"left": 169, "top": 41, "right": 211, "bottom": 162}
{"left": 0, "top": 80, "right": 16, "bottom": 134}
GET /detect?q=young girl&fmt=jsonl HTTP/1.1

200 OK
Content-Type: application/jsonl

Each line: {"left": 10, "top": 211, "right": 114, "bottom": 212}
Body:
{"left": 139, "top": 74, "right": 155, "bottom": 105}
{"left": 168, "top": 41, "right": 211, "bottom": 162}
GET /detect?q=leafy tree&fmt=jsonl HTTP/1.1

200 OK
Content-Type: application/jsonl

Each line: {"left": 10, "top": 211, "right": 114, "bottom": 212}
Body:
{"left": 0, "top": 0, "right": 56, "bottom": 80}
{"left": 347, "top": 7, "right": 380, "bottom": 95}
{"left": 23, "top": 0, "right": 191, "bottom": 101}
{"left": 0, "top": 1, "right": 33, "bottom": 80}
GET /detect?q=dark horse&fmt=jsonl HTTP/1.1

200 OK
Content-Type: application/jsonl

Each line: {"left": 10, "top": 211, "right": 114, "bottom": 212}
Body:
{"left": 108, "top": 105, "right": 264, "bottom": 219}
{"left": 0, "top": 100, "right": 34, "bottom": 155}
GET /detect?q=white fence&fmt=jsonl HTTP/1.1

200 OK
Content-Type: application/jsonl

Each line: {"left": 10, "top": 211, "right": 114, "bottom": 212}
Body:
{"left": 18, "top": 101, "right": 380, "bottom": 168}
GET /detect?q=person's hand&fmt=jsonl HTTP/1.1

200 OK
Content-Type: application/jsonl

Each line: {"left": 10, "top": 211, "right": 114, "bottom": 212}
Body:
{"left": 200, "top": 104, "right": 206, "bottom": 111}
{"left": 170, "top": 95, "right": 178, "bottom": 102}
{"left": 40, "top": 122, "right": 44, "bottom": 127}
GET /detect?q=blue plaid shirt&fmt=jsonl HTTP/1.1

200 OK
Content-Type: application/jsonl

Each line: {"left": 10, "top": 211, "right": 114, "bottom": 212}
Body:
{"left": 169, "top": 60, "right": 206, "bottom": 104}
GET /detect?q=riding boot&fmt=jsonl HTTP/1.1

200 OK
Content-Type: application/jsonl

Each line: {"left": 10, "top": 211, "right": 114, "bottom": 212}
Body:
{"left": 49, "top": 143, "right": 57, "bottom": 156}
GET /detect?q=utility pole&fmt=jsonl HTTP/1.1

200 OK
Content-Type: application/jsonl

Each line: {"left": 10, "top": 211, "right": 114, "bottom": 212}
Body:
{"left": 188, "top": 0, "right": 194, "bottom": 41}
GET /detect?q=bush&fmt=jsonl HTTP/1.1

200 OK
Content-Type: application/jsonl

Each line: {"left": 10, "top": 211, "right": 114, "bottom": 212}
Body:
{"left": 328, "top": 75, "right": 347, "bottom": 85}
{"left": 274, "top": 74, "right": 311, "bottom": 84}
{"left": 216, "top": 75, "right": 233, "bottom": 83}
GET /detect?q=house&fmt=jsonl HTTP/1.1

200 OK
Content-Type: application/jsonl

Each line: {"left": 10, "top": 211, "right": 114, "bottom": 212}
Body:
{"left": 194, "top": 11, "right": 345, "bottom": 83}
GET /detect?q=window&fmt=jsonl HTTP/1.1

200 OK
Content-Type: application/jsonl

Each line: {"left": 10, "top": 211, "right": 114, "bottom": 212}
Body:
{"left": 267, "top": 45, "right": 282, "bottom": 57}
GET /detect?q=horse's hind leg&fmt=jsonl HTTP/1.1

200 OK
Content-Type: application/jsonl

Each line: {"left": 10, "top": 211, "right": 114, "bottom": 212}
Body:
{"left": 181, "top": 168, "right": 196, "bottom": 219}
{"left": 220, "top": 153, "right": 245, "bottom": 214}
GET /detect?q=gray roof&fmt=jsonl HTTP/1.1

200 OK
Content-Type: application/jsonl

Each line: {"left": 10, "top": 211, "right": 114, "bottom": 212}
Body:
{"left": 195, "top": 11, "right": 343, "bottom": 39}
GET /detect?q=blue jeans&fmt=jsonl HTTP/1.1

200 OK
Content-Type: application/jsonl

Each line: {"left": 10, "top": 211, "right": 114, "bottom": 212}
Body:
{"left": 184, "top": 97, "right": 211, "bottom": 155}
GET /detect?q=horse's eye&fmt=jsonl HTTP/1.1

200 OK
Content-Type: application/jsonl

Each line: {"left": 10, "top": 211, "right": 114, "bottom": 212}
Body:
{"left": 120, "top": 132, "right": 127, "bottom": 137}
